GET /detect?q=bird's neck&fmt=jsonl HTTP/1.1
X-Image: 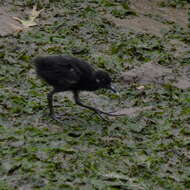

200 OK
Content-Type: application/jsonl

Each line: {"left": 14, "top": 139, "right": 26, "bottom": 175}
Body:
{"left": 84, "top": 79, "right": 100, "bottom": 91}
{"left": 78, "top": 73, "right": 100, "bottom": 91}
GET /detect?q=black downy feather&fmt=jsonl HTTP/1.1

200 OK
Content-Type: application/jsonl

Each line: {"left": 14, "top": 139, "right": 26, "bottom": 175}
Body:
{"left": 34, "top": 55, "right": 118, "bottom": 121}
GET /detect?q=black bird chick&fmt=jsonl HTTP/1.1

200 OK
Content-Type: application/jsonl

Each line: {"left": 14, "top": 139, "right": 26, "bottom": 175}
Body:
{"left": 34, "top": 55, "right": 118, "bottom": 121}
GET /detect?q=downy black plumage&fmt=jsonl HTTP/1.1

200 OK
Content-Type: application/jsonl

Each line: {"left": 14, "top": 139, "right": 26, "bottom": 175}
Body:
{"left": 34, "top": 55, "right": 118, "bottom": 121}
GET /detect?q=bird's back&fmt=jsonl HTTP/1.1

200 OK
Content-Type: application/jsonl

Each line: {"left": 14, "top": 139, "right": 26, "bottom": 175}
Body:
{"left": 34, "top": 55, "right": 94, "bottom": 90}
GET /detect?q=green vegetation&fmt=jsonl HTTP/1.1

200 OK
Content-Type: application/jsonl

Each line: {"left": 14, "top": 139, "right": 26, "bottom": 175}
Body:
{"left": 0, "top": 0, "right": 190, "bottom": 189}
{"left": 159, "top": 0, "right": 190, "bottom": 8}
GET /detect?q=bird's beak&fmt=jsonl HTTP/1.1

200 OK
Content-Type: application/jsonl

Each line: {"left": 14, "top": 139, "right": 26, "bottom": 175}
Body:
{"left": 109, "top": 86, "right": 120, "bottom": 95}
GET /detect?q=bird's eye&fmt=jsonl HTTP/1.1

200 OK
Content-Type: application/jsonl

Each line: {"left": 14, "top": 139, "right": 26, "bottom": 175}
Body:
{"left": 70, "top": 68, "right": 75, "bottom": 72}
{"left": 96, "top": 79, "right": 100, "bottom": 83}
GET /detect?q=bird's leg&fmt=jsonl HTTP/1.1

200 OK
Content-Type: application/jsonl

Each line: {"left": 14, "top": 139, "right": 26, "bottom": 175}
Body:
{"left": 47, "top": 89, "right": 77, "bottom": 122}
{"left": 73, "top": 91, "right": 117, "bottom": 120}
{"left": 47, "top": 89, "right": 58, "bottom": 120}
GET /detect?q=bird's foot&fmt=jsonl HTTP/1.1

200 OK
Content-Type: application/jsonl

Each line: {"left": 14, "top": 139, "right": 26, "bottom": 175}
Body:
{"left": 104, "top": 111, "right": 125, "bottom": 116}
{"left": 49, "top": 113, "right": 77, "bottom": 122}
{"left": 88, "top": 109, "right": 111, "bottom": 121}
{"left": 94, "top": 111, "right": 111, "bottom": 122}
{"left": 50, "top": 113, "right": 63, "bottom": 122}
{"left": 89, "top": 108, "right": 125, "bottom": 121}
{"left": 94, "top": 109, "right": 124, "bottom": 117}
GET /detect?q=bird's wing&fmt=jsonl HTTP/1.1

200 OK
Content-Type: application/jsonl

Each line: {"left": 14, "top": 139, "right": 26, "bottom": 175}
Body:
{"left": 54, "top": 62, "right": 81, "bottom": 85}
{"left": 34, "top": 56, "right": 82, "bottom": 86}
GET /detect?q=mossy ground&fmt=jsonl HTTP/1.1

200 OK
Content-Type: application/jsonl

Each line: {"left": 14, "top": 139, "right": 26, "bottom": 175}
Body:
{"left": 0, "top": 0, "right": 190, "bottom": 189}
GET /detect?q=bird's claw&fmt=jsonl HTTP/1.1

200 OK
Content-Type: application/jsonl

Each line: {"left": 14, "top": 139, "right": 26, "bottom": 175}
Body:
{"left": 94, "top": 111, "right": 110, "bottom": 122}
{"left": 88, "top": 108, "right": 123, "bottom": 121}
{"left": 50, "top": 113, "right": 77, "bottom": 122}
{"left": 95, "top": 109, "right": 124, "bottom": 117}
{"left": 50, "top": 114, "right": 62, "bottom": 122}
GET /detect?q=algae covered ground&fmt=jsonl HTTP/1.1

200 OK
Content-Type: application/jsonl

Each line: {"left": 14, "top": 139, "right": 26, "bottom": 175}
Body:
{"left": 0, "top": 0, "right": 190, "bottom": 189}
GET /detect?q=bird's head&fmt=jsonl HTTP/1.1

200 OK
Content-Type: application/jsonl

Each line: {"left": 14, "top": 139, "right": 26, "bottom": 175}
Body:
{"left": 94, "top": 70, "right": 117, "bottom": 93}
